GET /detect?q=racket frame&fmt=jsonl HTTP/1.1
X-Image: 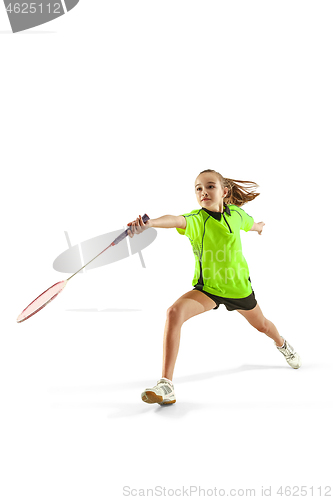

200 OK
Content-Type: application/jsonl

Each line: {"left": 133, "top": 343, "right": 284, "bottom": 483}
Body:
{"left": 17, "top": 281, "right": 67, "bottom": 323}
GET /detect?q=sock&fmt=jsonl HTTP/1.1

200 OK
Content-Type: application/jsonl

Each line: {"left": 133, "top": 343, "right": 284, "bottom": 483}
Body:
{"left": 161, "top": 377, "right": 173, "bottom": 385}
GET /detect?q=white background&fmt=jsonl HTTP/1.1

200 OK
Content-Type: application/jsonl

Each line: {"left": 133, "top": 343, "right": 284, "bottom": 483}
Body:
{"left": 1, "top": 2, "right": 332, "bottom": 499}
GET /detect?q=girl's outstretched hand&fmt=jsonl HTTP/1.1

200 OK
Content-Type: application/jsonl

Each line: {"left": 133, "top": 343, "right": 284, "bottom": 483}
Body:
{"left": 257, "top": 222, "right": 265, "bottom": 235}
{"left": 127, "top": 215, "right": 150, "bottom": 238}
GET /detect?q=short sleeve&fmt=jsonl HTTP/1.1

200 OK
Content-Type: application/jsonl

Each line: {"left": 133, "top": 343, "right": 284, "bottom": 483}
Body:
{"left": 238, "top": 207, "right": 254, "bottom": 232}
{"left": 175, "top": 210, "right": 202, "bottom": 238}
{"left": 176, "top": 217, "right": 186, "bottom": 236}
{"left": 176, "top": 225, "right": 186, "bottom": 236}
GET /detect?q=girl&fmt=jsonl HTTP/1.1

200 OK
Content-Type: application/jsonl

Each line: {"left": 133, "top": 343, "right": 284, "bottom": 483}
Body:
{"left": 127, "top": 169, "right": 301, "bottom": 405}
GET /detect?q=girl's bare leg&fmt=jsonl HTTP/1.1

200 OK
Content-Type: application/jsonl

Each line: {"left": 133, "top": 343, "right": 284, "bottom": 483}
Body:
{"left": 162, "top": 290, "right": 216, "bottom": 381}
{"left": 236, "top": 303, "right": 284, "bottom": 346}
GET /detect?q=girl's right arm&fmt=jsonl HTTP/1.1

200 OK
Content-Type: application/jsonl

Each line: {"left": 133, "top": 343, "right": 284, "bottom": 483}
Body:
{"left": 127, "top": 214, "right": 186, "bottom": 238}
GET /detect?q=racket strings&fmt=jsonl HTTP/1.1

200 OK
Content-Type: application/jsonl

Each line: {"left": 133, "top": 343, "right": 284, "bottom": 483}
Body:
{"left": 16, "top": 281, "right": 67, "bottom": 323}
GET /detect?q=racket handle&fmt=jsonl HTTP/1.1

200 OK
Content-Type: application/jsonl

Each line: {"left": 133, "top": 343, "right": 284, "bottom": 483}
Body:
{"left": 111, "top": 213, "right": 150, "bottom": 246}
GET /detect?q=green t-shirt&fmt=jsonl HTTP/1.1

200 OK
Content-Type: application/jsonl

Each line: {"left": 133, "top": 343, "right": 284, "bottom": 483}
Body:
{"left": 176, "top": 204, "right": 254, "bottom": 299}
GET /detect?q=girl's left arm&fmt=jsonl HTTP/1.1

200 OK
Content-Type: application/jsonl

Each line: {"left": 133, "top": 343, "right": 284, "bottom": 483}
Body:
{"left": 250, "top": 222, "right": 265, "bottom": 235}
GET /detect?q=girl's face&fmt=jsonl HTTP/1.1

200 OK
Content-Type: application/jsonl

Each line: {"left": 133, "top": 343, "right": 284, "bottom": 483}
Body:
{"left": 195, "top": 173, "right": 228, "bottom": 212}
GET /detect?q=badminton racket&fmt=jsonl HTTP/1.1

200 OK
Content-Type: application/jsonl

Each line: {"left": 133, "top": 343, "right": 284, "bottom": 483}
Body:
{"left": 16, "top": 213, "right": 150, "bottom": 323}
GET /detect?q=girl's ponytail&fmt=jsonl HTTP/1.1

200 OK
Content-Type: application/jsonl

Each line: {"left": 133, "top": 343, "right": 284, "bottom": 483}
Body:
{"left": 199, "top": 169, "right": 260, "bottom": 207}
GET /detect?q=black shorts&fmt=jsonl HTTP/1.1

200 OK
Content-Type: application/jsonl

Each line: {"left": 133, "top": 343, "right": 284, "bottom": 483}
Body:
{"left": 192, "top": 286, "right": 257, "bottom": 312}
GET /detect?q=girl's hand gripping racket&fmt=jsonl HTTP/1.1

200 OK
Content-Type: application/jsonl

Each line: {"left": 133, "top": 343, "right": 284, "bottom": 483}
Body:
{"left": 16, "top": 214, "right": 150, "bottom": 323}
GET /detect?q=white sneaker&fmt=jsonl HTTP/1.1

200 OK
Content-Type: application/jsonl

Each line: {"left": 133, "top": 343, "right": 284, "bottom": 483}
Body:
{"left": 141, "top": 378, "right": 176, "bottom": 405}
{"left": 275, "top": 337, "right": 302, "bottom": 369}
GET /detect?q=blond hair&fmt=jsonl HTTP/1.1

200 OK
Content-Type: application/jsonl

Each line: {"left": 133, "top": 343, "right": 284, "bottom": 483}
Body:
{"left": 198, "top": 169, "right": 260, "bottom": 207}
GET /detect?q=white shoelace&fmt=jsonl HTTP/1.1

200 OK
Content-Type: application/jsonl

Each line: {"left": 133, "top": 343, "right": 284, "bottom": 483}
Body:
{"left": 279, "top": 342, "right": 296, "bottom": 359}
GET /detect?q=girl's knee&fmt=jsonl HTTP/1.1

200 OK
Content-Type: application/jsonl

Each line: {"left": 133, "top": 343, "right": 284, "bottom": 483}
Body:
{"left": 257, "top": 318, "right": 269, "bottom": 333}
{"left": 166, "top": 305, "right": 184, "bottom": 324}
